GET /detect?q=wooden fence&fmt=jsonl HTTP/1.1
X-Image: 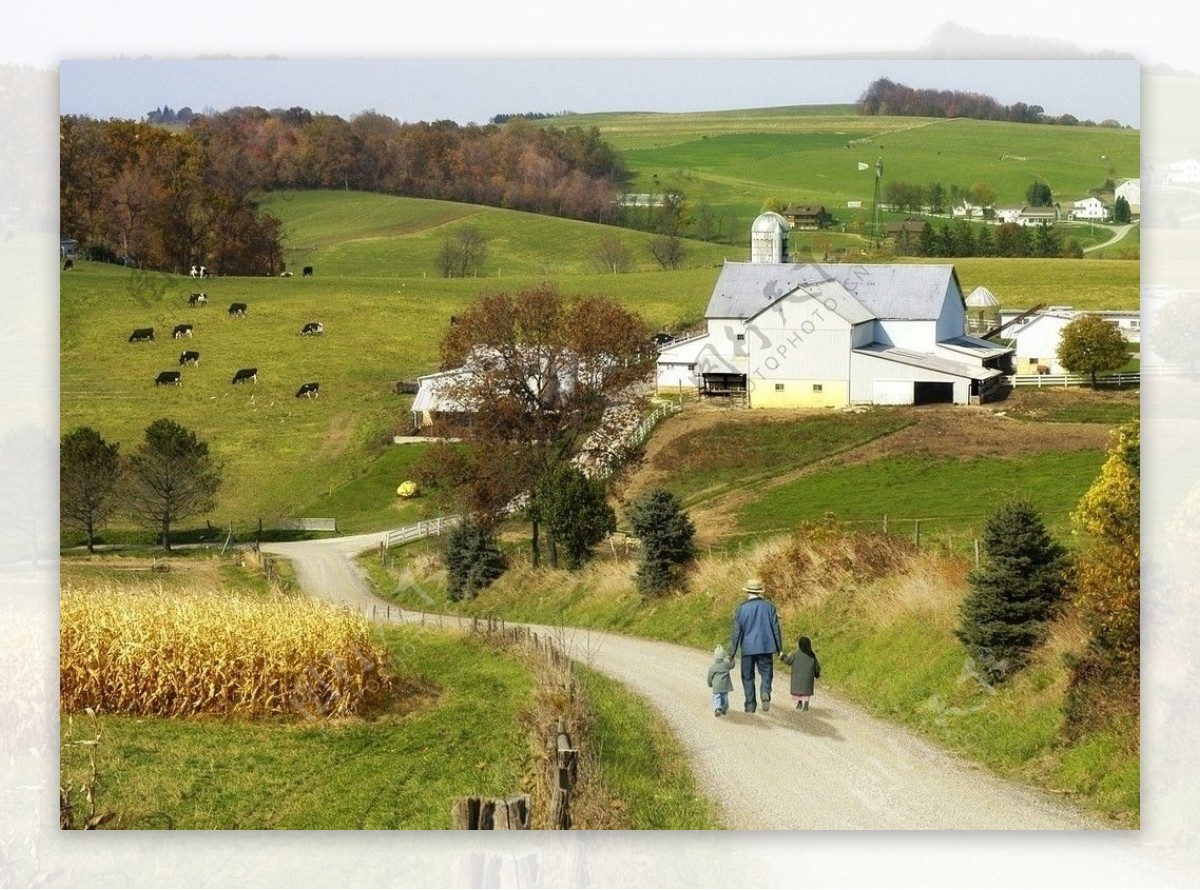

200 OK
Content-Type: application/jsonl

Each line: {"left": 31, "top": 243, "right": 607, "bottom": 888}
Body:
{"left": 1003, "top": 372, "right": 1140, "bottom": 388}
{"left": 382, "top": 515, "right": 461, "bottom": 549}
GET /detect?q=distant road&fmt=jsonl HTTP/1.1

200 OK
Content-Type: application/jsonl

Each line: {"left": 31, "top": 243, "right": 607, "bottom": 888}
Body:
{"left": 262, "top": 532, "right": 1107, "bottom": 830}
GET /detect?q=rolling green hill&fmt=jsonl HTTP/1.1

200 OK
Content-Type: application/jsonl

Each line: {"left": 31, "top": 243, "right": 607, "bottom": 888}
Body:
{"left": 61, "top": 103, "right": 1141, "bottom": 538}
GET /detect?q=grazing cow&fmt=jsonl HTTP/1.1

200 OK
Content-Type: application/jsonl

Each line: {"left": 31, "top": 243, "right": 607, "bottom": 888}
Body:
{"left": 178, "top": 350, "right": 200, "bottom": 366}
{"left": 128, "top": 327, "right": 155, "bottom": 343}
{"left": 199, "top": 265, "right": 208, "bottom": 278}
{"left": 63, "top": 259, "right": 74, "bottom": 271}
{"left": 652, "top": 332, "right": 674, "bottom": 347}
{"left": 228, "top": 302, "right": 247, "bottom": 317}
{"left": 295, "top": 382, "right": 320, "bottom": 399}
{"left": 300, "top": 321, "right": 323, "bottom": 336}
{"left": 188, "top": 292, "right": 208, "bottom": 307}
{"left": 280, "top": 270, "right": 293, "bottom": 277}
{"left": 173, "top": 323, "right": 193, "bottom": 339}
{"left": 190, "top": 265, "right": 198, "bottom": 278}
{"left": 302, "top": 266, "right": 314, "bottom": 278}
{"left": 231, "top": 368, "right": 258, "bottom": 385}
{"left": 155, "top": 371, "right": 182, "bottom": 386}
{"left": 449, "top": 315, "right": 458, "bottom": 325}
{"left": 393, "top": 381, "right": 419, "bottom": 395}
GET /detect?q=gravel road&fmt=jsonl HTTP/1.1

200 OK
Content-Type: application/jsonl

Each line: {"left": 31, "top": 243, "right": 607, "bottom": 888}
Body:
{"left": 262, "top": 534, "right": 1106, "bottom": 830}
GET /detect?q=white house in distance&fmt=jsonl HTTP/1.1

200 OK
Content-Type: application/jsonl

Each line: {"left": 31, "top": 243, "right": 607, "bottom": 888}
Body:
{"left": 1069, "top": 196, "right": 1110, "bottom": 221}
{"left": 998, "top": 306, "right": 1139, "bottom": 375}
{"left": 655, "top": 214, "right": 1013, "bottom": 407}
{"left": 1115, "top": 178, "right": 1140, "bottom": 213}
{"left": 1167, "top": 158, "right": 1200, "bottom": 184}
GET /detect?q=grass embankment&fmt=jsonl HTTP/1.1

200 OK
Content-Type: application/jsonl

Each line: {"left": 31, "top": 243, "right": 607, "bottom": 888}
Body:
{"left": 368, "top": 533, "right": 1137, "bottom": 826}
{"left": 59, "top": 557, "right": 716, "bottom": 829}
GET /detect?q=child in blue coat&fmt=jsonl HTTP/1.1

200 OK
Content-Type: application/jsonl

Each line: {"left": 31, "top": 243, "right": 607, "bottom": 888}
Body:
{"left": 707, "top": 645, "right": 734, "bottom": 716}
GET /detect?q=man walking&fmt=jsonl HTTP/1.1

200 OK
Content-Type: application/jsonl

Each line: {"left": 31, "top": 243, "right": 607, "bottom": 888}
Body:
{"left": 729, "top": 578, "right": 783, "bottom": 713}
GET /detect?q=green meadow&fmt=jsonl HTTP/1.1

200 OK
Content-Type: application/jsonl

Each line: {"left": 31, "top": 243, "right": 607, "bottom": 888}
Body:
{"left": 61, "top": 102, "right": 1139, "bottom": 537}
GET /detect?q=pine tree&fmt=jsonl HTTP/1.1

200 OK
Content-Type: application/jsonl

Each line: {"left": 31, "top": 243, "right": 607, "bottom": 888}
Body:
{"left": 443, "top": 519, "right": 506, "bottom": 601}
{"left": 956, "top": 501, "right": 1066, "bottom": 682}
{"left": 534, "top": 465, "right": 615, "bottom": 569}
{"left": 627, "top": 488, "right": 696, "bottom": 597}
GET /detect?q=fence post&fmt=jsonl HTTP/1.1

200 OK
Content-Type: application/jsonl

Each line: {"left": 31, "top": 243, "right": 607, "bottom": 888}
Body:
{"left": 914, "top": 519, "right": 921, "bottom": 547}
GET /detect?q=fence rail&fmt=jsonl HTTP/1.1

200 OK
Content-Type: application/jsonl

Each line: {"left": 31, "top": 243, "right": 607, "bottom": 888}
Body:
{"left": 382, "top": 515, "right": 461, "bottom": 549}
{"left": 1003, "top": 372, "right": 1140, "bottom": 388}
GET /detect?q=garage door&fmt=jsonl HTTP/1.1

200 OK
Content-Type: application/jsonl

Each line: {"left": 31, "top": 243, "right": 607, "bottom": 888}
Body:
{"left": 914, "top": 381, "right": 955, "bottom": 405}
{"left": 872, "top": 379, "right": 913, "bottom": 405}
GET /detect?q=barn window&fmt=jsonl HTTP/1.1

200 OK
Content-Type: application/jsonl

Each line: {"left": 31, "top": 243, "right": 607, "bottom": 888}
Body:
{"left": 736, "top": 334, "right": 745, "bottom": 341}
{"left": 774, "top": 383, "right": 785, "bottom": 392}
{"left": 1130, "top": 320, "right": 1140, "bottom": 329}
{"left": 812, "top": 384, "right": 823, "bottom": 392}
{"left": 687, "top": 364, "right": 696, "bottom": 371}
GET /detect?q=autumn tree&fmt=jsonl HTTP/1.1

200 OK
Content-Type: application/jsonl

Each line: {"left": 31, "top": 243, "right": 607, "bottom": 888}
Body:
{"left": 1064, "top": 421, "right": 1139, "bottom": 732}
{"left": 1149, "top": 293, "right": 1200, "bottom": 375}
{"left": 124, "top": 419, "right": 221, "bottom": 551}
{"left": 956, "top": 501, "right": 1067, "bottom": 682}
{"left": 1057, "top": 314, "right": 1130, "bottom": 386}
{"left": 60, "top": 427, "right": 121, "bottom": 554}
{"left": 422, "top": 285, "right": 653, "bottom": 565}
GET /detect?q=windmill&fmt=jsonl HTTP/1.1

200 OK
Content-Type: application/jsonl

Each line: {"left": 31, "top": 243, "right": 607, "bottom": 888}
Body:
{"left": 857, "top": 157, "right": 884, "bottom": 247}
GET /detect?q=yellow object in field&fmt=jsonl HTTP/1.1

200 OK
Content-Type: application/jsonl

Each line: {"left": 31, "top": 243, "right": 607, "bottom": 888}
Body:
{"left": 397, "top": 480, "right": 419, "bottom": 498}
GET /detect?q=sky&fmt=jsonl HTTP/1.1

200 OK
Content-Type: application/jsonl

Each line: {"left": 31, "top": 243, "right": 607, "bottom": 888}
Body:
{"left": 58, "top": 58, "right": 1141, "bottom": 127}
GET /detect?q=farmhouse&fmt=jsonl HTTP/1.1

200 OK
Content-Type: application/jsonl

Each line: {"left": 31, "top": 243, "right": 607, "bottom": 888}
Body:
{"left": 1069, "top": 196, "right": 1110, "bottom": 221}
{"left": 655, "top": 215, "right": 1012, "bottom": 407}
{"left": 1167, "top": 158, "right": 1200, "bottom": 184}
{"left": 1017, "top": 205, "right": 1061, "bottom": 227}
{"left": 998, "top": 306, "right": 1138, "bottom": 375}
{"left": 783, "top": 204, "right": 833, "bottom": 229}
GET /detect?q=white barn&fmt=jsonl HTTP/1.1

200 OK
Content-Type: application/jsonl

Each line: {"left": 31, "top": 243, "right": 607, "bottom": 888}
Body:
{"left": 1115, "top": 179, "right": 1140, "bottom": 213}
{"left": 998, "top": 307, "right": 1138, "bottom": 375}
{"left": 656, "top": 216, "right": 1012, "bottom": 407}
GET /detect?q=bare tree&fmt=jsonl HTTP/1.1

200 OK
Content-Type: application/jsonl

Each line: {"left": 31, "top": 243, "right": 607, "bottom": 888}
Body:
{"left": 437, "top": 226, "right": 488, "bottom": 277}
{"left": 649, "top": 233, "right": 686, "bottom": 270}
{"left": 589, "top": 234, "right": 632, "bottom": 273}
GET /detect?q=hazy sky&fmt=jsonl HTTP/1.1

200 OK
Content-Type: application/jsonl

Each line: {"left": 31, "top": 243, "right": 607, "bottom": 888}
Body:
{"left": 60, "top": 59, "right": 1140, "bottom": 127}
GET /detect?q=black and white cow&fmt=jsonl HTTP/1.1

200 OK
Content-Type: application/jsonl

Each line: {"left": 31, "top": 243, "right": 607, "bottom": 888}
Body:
{"left": 295, "top": 382, "right": 320, "bottom": 399}
{"left": 178, "top": 350, "right": 200, "bottom": 366}
{"left": 155, "top": 371, "right": 182, "bottom": 386}
{"left": 300, "top": 321, "right": 323, "bottom": 336}
{"left": 63, "top": 259, "right": 74, "bottom": 271}
{"left": 173, "top": 323, "right": 193, "bottom": 339}
{"left": 302, "top": 266, "right": 314, "bottom": 278}
{"left": 128, "top": 328, "right": 155, "bottom": 343}
{"left": 228, "top": 302, "right": 247, "bottom": 317}
{"left": 231, "top": 368, "right": 258, "bottom": 385}
{"left": 188, "top": 292, "right": 208, "bottom": 307}
{"left": 280, "top": 270, "right": 293, "bottom": 277}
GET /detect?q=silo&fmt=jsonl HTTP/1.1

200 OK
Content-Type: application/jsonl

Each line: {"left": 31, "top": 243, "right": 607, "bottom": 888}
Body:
{"left": 965, "top": 286, "right": 1001, "bottom": 336}
{"left": 750, "top": 212, "right": 790, "bottom": 264}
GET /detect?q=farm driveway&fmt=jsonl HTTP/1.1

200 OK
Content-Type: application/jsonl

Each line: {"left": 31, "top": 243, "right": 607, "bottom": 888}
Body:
{"left": 263, "top": 533, "right": 1105, "bottom": 830}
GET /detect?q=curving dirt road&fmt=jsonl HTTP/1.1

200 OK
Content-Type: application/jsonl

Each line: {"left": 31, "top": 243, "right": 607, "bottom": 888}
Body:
{"left": 262, "top": 534, "right": 1106, "bottom": 830}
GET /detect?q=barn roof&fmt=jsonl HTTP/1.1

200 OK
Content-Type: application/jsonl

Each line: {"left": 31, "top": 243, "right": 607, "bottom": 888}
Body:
{"left": 705, "top": 262, "right": 961, "bottom": 322}
{"left": 743, "top": 277, "right": 875, "bottom": 327}
{"left": 853, "top": 344, "right": 1002, "bottom": 381}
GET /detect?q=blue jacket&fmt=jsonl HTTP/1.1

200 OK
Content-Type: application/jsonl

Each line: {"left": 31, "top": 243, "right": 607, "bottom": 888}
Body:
{"left": 729, "top": 596, "right": 783, "bottom": 657}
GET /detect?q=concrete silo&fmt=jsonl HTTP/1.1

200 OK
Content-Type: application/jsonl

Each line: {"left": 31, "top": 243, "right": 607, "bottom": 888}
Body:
{"left": 750, "top": 211, "right": 790, "bottom": 264}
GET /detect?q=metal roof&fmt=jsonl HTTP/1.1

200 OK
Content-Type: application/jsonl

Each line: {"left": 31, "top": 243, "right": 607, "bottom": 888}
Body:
{"left": 853, "top": 344, "right": 1002, "bottom": 381}
{"left": 705, "top": 262, "right": 960, "bottom": 323}
{"left": 743, "top": 277, "right": 875, "bottom": 327}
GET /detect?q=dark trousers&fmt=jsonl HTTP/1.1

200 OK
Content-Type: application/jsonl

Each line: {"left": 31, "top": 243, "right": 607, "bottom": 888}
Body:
{"left": 740, "top": 653, "right": 774, "bottom": 710}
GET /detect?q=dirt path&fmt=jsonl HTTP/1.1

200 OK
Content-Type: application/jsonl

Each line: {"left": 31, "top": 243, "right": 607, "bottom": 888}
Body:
{"left": 262, "top": 533, "right": 1107, "bottom": 830}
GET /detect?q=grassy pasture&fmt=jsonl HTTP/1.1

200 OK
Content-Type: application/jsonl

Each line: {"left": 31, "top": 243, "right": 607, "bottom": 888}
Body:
{"left": 599, "top": 116, "right": 1138, "bottom": 218}
{"left": 261, "top": 189, "right": 730, "bottom": 278}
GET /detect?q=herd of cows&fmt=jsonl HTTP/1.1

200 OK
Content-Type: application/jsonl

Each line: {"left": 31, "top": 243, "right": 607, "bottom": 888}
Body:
{"left": 131, "top": 291, "right": 322, "bottom": 399}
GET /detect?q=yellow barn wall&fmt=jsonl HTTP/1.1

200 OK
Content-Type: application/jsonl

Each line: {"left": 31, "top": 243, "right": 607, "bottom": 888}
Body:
{"left": 749, "top": 380, "right": 849, "bottom": 408}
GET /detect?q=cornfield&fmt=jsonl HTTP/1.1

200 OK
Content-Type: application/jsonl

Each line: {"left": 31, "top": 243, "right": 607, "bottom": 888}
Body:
{"left": 60, "top": 584, "right": 393, "bottom": 719}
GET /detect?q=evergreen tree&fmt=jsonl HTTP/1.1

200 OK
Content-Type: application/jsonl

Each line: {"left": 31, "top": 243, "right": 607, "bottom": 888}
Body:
{"left": 975, "top": 224, "right": 995, "bottom": 257}
{"left": 1113, "top": 196, "right": 1132, "bottom": 224}
{"left": 627, "top": 488, "right": 696, "bottom": 597}
{"left": 443, "top": 519, "right": 507, "bottom": 601}
{"left": 918, "top": 220, "right": 938, "bottom": 257}
{"left": 124, "top": 418, "right": 221, "bottom": 551}
{"left": 956, "top": 501, "right": 1066, "bottom": 682}
{"left": 1034, "top": 222, "right": 1062, "bottom": 258}
{"left": 534, "top": 465, "right": 615, "bottom": 569}
{"left": 60, "top": 426, "right": 121, "bottom": 553}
